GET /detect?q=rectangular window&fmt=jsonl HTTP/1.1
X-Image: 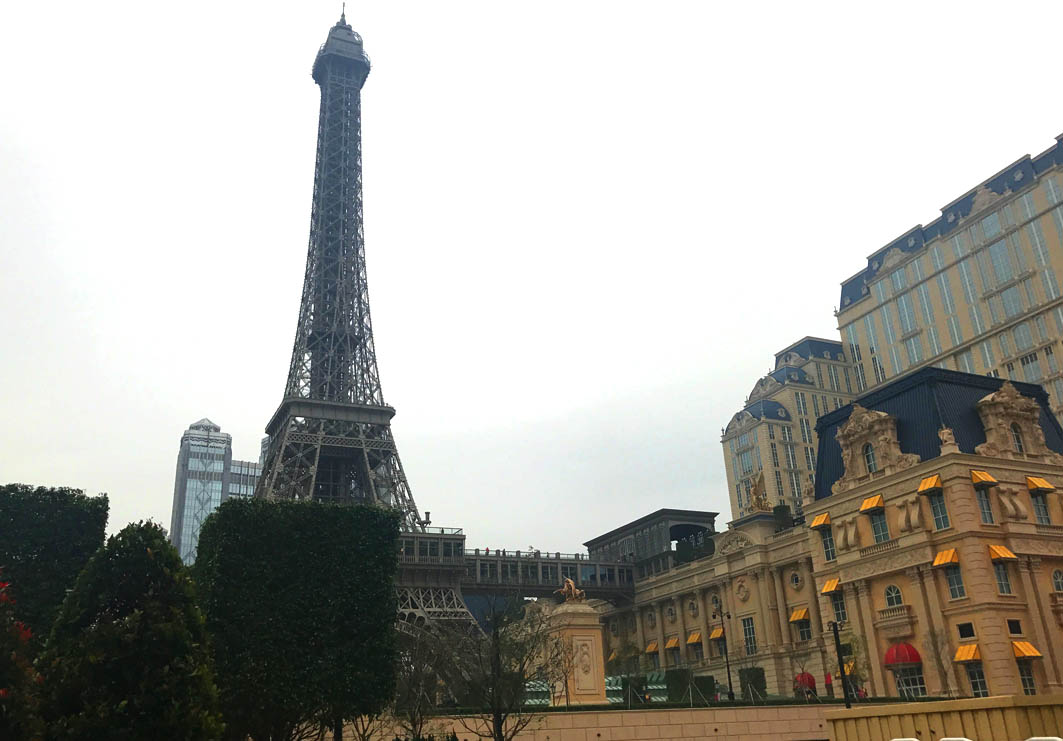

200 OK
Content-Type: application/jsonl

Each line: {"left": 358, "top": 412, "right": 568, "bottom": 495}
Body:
{"left": 1046, "top": 175, "right": 1062, "bottom": 205}
{"left": 895, "top": 667, "right": 928, "bottom": 699}
{"left": 768, "top": 425, "right": 775, "bottom": 440}
{"left": 1019, "top": 192, "right": 1037, "bottom": 220}
{"left": 804, "top": 446, "right": 815, "bottom": 471}
{"left": 930, "top": 244, "right": 945, "bottom": 270}
{"left": 994, "top": 562, "right": 1013, "bottom": 595}
{"left": 1014, "top": 322, "right": 1034, "bottom": 351}
{"left": 951, "top": 233, "right": 968, "bottom": 258}
{"left": 830, "top": 592, "right": 847, "bottom": 623}
{"left": 917, "top": 282, "right": 935, "bottom": 323}
{"left": 988, "top": 240, "right": 1013, "bottom": 284}
{"left": 871, "top": 355, "right": 887, "bottom": 384}
{"left": 795, "top": 391, "right": 807, "bottom": 415}
{"left": 911, "top": 258, "right": 925, "bottom": 282}
{"left": 797, "top": 621, "right": 812, "bottom": 642}
{"left": 966, "top": 663, "right": 989, "bottom": 698}
{"left": 980, "top": 340, "right": 994, "bottom": 371}
{"left": 1000, "top": 332, "right": 1012, "bottom": 359}
{"left": 828, "top": 364, "right": 840, "bottom": 392}
{"left": 1036, "top": 314, "right": 1050, "bottom": 342}
{"left": 982, "top": 212, "right": 1002, "bottom": 241}
{"left": 812, "top": 394, "right": 820, "bottom": 417}
{"left": 1019, "top": 660, "right": 1037, "bottom": 696}
{"left": 927, "top": 326, "right": 943, "bottom": 356}
{"left": 770, "top": 442, "right": 779, "bottom": 467}
{"left": 874, "top": 279, "right": 888, "bottom": 304}
{"left": 820, "top": 528, "right": 836, "bottom": 561}
{"left": 897, "top": 293, "right": 917, "bottom": 334}
{"left": 945, "top": 565, "right": 966, "bottom": 599}
{"left": 891, "top": 268, "right": 907, "bottom": 292}
{"left": 987, "top": 296, "right": 1002, "bottom": 326}
{"left": 937, "top": 272, "right": 956, "bottom": 314}
{"left": 1001, "top": 286, "right": 1024, "bottom": 318}
{"left": 928, "top": 492, "right": 951, "bottom": 530}
{"left": 784, "top": 444, "right": 797, "bottom": 469}
{"left": 799, "top": 418, "right": 811, "bottom": 443}
{"left": 947, "top": 315, "right": 963, "bottom": 347}
{"left": 904, "top": 335, "right": 923, "bottom": 365}
{"left": 955, "top": 350, "right": 974, "bottom": 374}
{"left": 969, "top": 304, "right": 984, "bottom": 336}
{"left": 1032, "top": 492, "right": 1051, "bottom": 525}
{"left": 977, "top": 489, "right": 995, "bottom": 524}
{"left": 1042, "top": 269, "right": 1060, "bottom": 301}
{"left": 781, "top": 426, "right": 793, "bottom": 442}
{"left": 774, "top": 470, "right": 784, "bottom": 496}
{"left": 881, "top": 306, "right": 897, "bottom": 344}
{"left": 1027, "top": 221, "right": 1049, "bottom": 264}
{"left": 958, "top": 260, "right": 978, "bottom": 303}
{"left": 1021, "top": 352, "right": 1042, "bottom": 383}
{"left": 1046, "top": 345, "right": 1058, "bottom": 374}
{"left": 869, "top": 511, "right": 890, "bottom": 543}
{"left": 890, "top": 346, "right": 904, "bottom": 376}
{"left": 741, "top": 616, "right": 757, "bottom": 655}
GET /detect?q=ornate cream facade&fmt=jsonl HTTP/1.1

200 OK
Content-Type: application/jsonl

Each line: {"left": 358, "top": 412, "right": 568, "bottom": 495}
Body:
{"left": 837, "top": 135, "right": 1063, "bottom": 419}
{"left": 597, "top": 371, "right": 1063, "bottom": 700}
{"left": 721, "top": 338, "right": 857, "bottom": 520}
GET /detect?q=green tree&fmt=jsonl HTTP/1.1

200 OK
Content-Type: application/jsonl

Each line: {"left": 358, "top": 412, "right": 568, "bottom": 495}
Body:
{"left": 37, "top": 521, "right": 222, "bottom": 740}
{"left": 0, "top": 484, "right": 108, "bottom": 650}
{"left": 0, "top": 570, "right": 43, "bottom": 740}
{"left": 195, "top": 498, "right": 400, "bottom": 741}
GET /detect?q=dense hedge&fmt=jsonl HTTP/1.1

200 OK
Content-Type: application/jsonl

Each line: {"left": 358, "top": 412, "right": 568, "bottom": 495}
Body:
{"left": 0, "top": 484, "right": 108, "bottom": 648}
{"left": 37, "top": 521, "right": 222, "bottom": 740}
{"left": 195, "top": 498, "right": 400, "bottom": 740}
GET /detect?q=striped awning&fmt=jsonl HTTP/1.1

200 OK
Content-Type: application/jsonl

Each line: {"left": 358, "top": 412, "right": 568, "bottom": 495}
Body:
{"left": 954, "top": 644, "right": 980, "bottom": 663}
{"left": 917, "top": 474, "right": 943, "bottom": 494}
{"left": 644, "top": 641, "right": 658, "bottom": 654}
{"left": 809, "top": 512, "right": 831, "bottom": 529}
{"left": 932, "top": 548, "right": 959, "bottom": 567}
{"left": 821, "top": 578, "right": 841, "bottom": 594}
{"left": 788, "top": 607, "right": 809, "bottom": 623}
{"left": 989, "top": 544, "right": 1018, "bottom": 561}
{"left": 686, "top": 632, "right": 701, "bottom": 645}
{"left": 709, "top": 627, "right": 724, "bottom": 640}
{"left": 860, "top": 494, "right": 885, "bottom": 512}
{"left": 1013, "top": 641, "right": 1042, "bottom": 659}
{"left": 971, "top": 470, "right": 998, "bottom": 487}
{"left": 664, "top": 637, "right": 680, "bottom": 650}
{"left": 1027, "top": 476, "right": 1055, "bottom": 493}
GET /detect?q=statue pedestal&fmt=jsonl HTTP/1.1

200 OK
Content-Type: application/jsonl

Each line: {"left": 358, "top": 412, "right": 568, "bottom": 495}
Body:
{"left": 546, "top": 601, "right": 607, "bottom": 706}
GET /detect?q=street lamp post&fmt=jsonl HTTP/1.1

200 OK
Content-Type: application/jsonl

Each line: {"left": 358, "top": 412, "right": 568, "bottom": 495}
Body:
{"left": 712, "top": 610, "right": 735, "bottom": 701}
{"left": 828, "top": 620, "right": 852, "bottom": 709}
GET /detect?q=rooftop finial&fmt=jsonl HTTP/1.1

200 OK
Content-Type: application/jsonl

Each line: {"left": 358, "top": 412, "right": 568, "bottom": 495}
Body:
{"left": 340, "top": 2, "right": 346, "bottom": 24}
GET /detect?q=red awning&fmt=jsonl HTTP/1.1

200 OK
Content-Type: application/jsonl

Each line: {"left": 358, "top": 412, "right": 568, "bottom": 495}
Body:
{"left": 884, "top": 642, "right": 922, "bottom": 666}
{"left": 795, "top": 672, "right": 816, "bottom": 690}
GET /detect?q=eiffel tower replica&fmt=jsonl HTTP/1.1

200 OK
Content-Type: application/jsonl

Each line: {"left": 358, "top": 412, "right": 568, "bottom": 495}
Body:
{"left": 257, "top": 13, "right": 470, "bottom": 624}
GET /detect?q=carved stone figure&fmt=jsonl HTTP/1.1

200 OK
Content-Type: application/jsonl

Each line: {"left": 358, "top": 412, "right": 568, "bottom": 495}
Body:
{"left": 555, "top": 577, "right": 585, "bottom": 603}
{"left": 975, "top": 382, "right": 1063, "bottom": 464}
{"left": 749, "top": 472, "right": 771, "bottom": 512}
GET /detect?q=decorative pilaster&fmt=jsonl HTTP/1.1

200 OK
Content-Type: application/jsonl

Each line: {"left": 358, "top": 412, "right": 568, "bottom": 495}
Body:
{"left": 772, "top": 567, "right": 791, "bottom": 649}
{"left": 1018, "top": 557, "right": 1062, "bottom": 690}
{"left": 853, "top": 580, "right": 884, "bottom": 696}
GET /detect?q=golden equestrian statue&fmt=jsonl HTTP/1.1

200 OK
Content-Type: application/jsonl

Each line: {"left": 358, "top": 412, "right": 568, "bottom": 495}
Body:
{"left": 555, "top": 577, "right": 586, "bottom": 603}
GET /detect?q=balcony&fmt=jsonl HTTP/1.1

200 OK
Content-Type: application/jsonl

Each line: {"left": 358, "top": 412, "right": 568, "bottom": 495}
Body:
{"left": 1035, "top": 523, "right": 1063, "bottom": 536}
{"left": 859, "top": 539, "right": 900, "bottom": 558}
{"left": 874, "top": 603, "right": 916, "bottom": 639}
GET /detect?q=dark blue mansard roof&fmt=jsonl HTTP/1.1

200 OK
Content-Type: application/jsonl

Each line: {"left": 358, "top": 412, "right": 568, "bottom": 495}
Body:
{"left": 812, "top": 367, "right": 1063, "bottom": 500}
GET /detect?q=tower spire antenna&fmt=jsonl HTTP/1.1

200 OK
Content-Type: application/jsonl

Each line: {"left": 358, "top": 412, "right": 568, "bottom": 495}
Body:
{"left": 340, "top": 2, "right": 346, "bottom": 24}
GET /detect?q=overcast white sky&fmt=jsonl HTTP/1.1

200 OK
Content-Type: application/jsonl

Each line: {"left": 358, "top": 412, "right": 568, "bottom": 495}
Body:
{"left": 3, "top": 1, "right": 1063, "bottom": 551}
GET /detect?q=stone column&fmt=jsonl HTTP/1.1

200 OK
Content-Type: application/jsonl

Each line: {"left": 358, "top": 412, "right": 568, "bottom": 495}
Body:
{"left": 695, "top": 588, "right": 711, "bottom": 663}
{"left": 1018, "top": 557, "right": 1062, "bottom": 690}
{"left": 906, "top": 567, "right": 944, "bottom": 695}
{"left": 654, "top": 601, "right": 666, "bottom": 670}
{"left": 754, "top": 568, "right": 778, "bottom": 649}
{"left": 675, "top": 596, "right": 688, "bottom": 667}
{"left": 806, "top": 558, "right": 824, "bottom": 633}
{"left": 853, "top": 580, "right": 884, "bottom": 696}
{"left": 773, "top": 567, "right": 792, "bottom": 649}
{"left": 634, "top": 606, "right": 646, "bottom": 671}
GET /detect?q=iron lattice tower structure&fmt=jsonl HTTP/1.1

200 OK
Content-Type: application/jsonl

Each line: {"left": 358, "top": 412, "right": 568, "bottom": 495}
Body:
{"left": 257, "top": 14, "right": 423, "bottom": 534}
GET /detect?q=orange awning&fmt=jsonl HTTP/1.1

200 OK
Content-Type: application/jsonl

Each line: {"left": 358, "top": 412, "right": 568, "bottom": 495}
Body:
{"left": 917, "top": 474, "right": 943, "bottom": 494}
{"left": 954, "top": 644, "right": 980, "bottom": 663}
{"left": 809, "top": 512, "right": 831, "bottom": 529}
{"left": 821, "top": 578, "right": 841, "bottom": 594}
{"left": 860, "top": 494, "right": 885, "bottom": 512}
{"left": 608, "top": 650, "right": 617, "bottom": 662}
{"left": 1027, "top": 476, "right": 1055, "bottom": 493}
{"left": 788, "top": 607, "right": 809, "bottom": 623}
{"left": 932, "top": 548, "right": 959, "bottom": 567}
{"left": 1013, "top": 641, "right": 1042, "bottom": 659}
{"left": 664, "top": 637, "right": 680, "bottom": 650}
{"left": 709, "top": 627, "right": 724, "bottom": 640}
{"left": 644, "top": 641, "right": 658, "bottom": 654}
{"left": 971, "top": 470, "right": 998, "bottom": 487}
{"left": 686, "top": 632, "right": 701, "bottom": 645}
{"left": 989, "top": 545, "right": 1018, "bottom": 561}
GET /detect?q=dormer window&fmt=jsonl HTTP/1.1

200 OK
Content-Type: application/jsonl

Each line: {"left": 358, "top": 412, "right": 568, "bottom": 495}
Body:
{"left": 864, "top": 443, "right": 878, "bottom": 474}
{"left": 1010, "top": 423, "right": 1025, "bottom": 454}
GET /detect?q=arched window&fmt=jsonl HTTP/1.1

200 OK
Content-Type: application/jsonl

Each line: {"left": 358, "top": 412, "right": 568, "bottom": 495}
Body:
{"left": 1053, "top": 570, "right": 1063, "bottom": 592}
{"left": 864, "top": 443, "right": 878, "bottom": 473}
{"left": 885, "top": 585, "right": 903, "bottom": 607}
{"left": 1011, "top": 423, "right": 1025, "bottom": 453}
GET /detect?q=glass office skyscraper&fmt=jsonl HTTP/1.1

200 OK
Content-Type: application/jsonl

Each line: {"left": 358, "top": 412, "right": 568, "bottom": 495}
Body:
{"left": 169, "top": 418, "right": 261, "bottom": 563}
